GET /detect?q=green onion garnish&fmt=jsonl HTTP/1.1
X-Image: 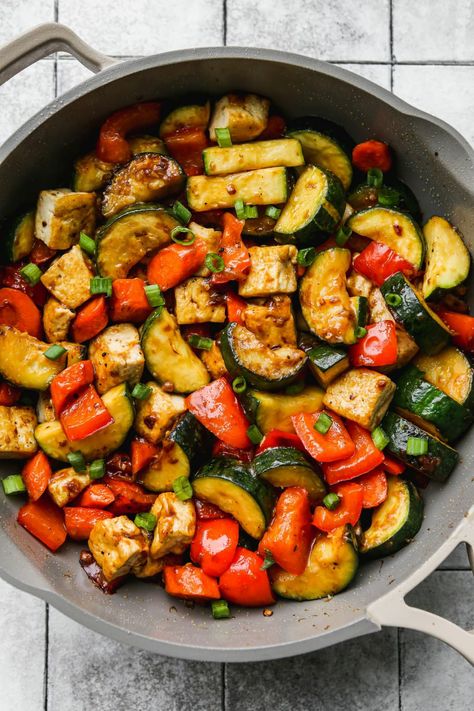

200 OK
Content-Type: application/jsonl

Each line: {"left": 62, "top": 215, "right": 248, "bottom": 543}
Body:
{"left": 89, "top": 459, "right": 105, "bottom": 480}
{"left": 215, "top": 127, "right": 232, "bottom": 148}
{"left": 90, "top": 277, "right": 112, "bottom": 297}
{"left": 188, "top": 335, "right": 213, "bottom": 351}
{"left": 170, "top": 225, "right": 195, "bottom": 245}
{"left": 314, "top": 412, "right": 333, "bottom": 435}
{"left": 367, "top": 168, "right": 384, "bottom": 188}
{"left": 134, "top": 512, "right": 157, "bottom": 532}
{"left": 67, "top": 451, "right": 86, "bottom": 472}
{"left": 260, "top": 549, "right": 275, "bottom": 570}
{"left": 377, "top": 187, "right": 400, "bottom": 208}
{"left": 172, "top": 200, "right": 192, "bottom": 225}
{"left": 355, "top": 326, "right": 367, "bottom": 339}
{"left": 265, "top": 205, "right": 281, "bottom": 220}
{"left": 297, "top": 247, "right": 316, "bottom": 267}
{"left": 232, "top": 376, "right": 247, "bottom": 394}
{"left": 247, "top": 424, "right": 263, "bottom": 445}
{"left": 323, "top": 492, "right": 340, "bottom": 510}
{"left": 234, "top": 199, "right": 246, "bottom": 220}
{"left": 285, "top": 381, "right": 305, "bottom": 395}
{"left": 131, "top": 383, "right": 153, "bottom": 400}
{"left": 335, "top": 224, "right": 352, "bottom": 247}
{"left": 211, "top": 599, "right": 231, "bottom": 619}
{"left": 406, "top": 436, "right": 428, "bottom": 456}
{"left": 205, "top": 252, "right": 225, "bottom": 273}
{"left": 245, "top": 205, "right": 258, "bottom": 219}
{"left": 44, "top": 344, "right": 67, "bottom": 361}
{"left": 385, "top": 293, "right": 402, "bottom": 307}
{"left": 371, "top": 426, "right": 390, "bottom": 451}
{"left": 2, "top": 474, "right": 26, "bottom": 495}
{"left": 20, "top": 263, "right": 42, "bottom": 286}
{"left": 173, "top": 476, "right": 193, "bottom": 501}
{"left": 79, "top": 231, "right": 96, "bottom": 257}
{"left": 144, "top": 284, "right": 165, "bottom": 308}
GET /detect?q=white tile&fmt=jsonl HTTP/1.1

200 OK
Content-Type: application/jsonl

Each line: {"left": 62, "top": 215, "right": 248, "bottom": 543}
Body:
{"left": 57, "top": 59, "right": 94, "bottom": 95}
{"left": 58, "top": 0, "right": 224, "bottom": 56}
{"left": 0, "top": 0, "right": 54, "bottom": 44}
{"left": 335, "top": 63, "right": 391, "bottom": 91}
{"left": 0, "top": 578, "right": 45, "bottom": 711}
{"left": 393, "top": 0, "right": 474, "bottom": 61}
{"left": 0, "top": 60, "right": 54, "bottom": 144}
{"left": 227, "top": 0, "right": 390, "bottom": 61}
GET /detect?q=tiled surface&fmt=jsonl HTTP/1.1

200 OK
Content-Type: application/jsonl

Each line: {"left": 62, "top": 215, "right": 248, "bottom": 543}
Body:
{"left": 0, "top": 1, "right": 473, "bottom": 708}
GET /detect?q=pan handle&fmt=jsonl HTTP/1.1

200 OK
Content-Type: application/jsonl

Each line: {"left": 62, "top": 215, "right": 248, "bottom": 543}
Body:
{"left": 0, "top": 22, "right": 116, "bottom": 86}
{"left": 367, "top": 508, "right": 474, "bottom": 665}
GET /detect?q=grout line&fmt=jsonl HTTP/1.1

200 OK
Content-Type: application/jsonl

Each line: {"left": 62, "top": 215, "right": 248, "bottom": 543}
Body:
{"left": 397, "top": 629, "right": 402, "bottom": 711}
{"left": 389, "top": 0, "right": 394, "bottom": 91}
{"left": 43, "top": 604, "right": 49, "bottom": 711}
{"left": 221, "top": 663, "right": 226, "bottom": 710}
{"left": 223, "top": 0, "right": 227, "bottom": 46}
{"left": 53, "top": 0, "right": 59, "bottom": 96}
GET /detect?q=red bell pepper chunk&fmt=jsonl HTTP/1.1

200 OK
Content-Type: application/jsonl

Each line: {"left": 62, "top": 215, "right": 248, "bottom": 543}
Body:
{"left": 211, "top": 212, "right": 250, "bottom": 284}
{"left": 29, "top": 239, "right": 56, "bottom": 266}
{"left": 219, "top": 547, "right": 275, "bottom": 607}
{"left": 110, "top": 278, "right": 152, "bottom": 323}
{"left": 60, "top": 384, "right": 114, "bottom": 442}
{"left": 164, "top": 127, "right": 209, "bottom": 176}
{"left": 163, "top": 564, "right": 221, "bottom": 601}
{"left": 76, "top": 483, "right": 115, "bottom": 509}
{"left": 131, "top": 437, "right": 159, "bottom": 475}
{"left": 195, "top": 499, "right": 230, "bottom": 521}
{"left": 292, "top": 410, "right": 355, "bottom": 463}
{"left": 147, "top": 239, "right": 207, "bottom": 291}
{"left": 353, "top": 242, "right": 415, "bottom": 287}
{"left": 352, "top": 140, "right": 392, "bottom": 172}
{"left": 21, "top": 451, "right": 52, "bottom": 502}
{"left": 258, "top": 115, "right": 286, "bottom": 140}
{"left": 0, "top": 286, "right": 42, "bottom": 338}
{"left": 350, "top": 320, "right": 398, "bottom": 368}
{"left": 359, "top": 468, "right": 388, "bottom": 508}
{"left": 71, "top": 296, "right": 109, "bottom": 343}
{"left": 226, "top": 291, "right": 247, "bottom": 325}
{"left": 212, "top": 439, "right": 254, "bottom": 462}
{"left": 0, "top": 265, "right": 48, "bottom": 307}
{"left": 258, "top": 487, "right": 314, "bottom": 575}
{"left": 0, "top": 381, "right": 21, "bottom": 406}
{"left": 190, "top": 518, "right": 240, "bottom": 577}
{"left": 17, "top": 495, "right": 67, "bottom": 551}
{"left": 312, "top": 481, "right": 363, "bottom": 532}
{"left": 185, "top": 377, "right": 252, "bottom": 449}
{"left": 438, "top": 310, "right": 474, "bottom": 352}
{"left": 322, "top": 421, "right": 385, "bottom": 485}
{"left": 97, "top": 101, "right": 161, "bottom": 163}
{"left": 104, "top": 478, "right": 156, "bottom": 515}
{"left": 64, "top": 507, "right": 113, "bottom": 541}
{"left": 50, "top": 360, "right": 95, "bottom": 416}
{"left": 383, "top": 453, "right": 405, "bottom": 476}
{"left": 256, "top": 429, "right": 306, "bottom": 454}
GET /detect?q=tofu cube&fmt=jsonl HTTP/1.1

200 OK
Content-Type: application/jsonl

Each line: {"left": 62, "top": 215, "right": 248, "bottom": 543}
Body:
{"left": 243, "top": 295, "right": 297, "bottom": 348}
{"left": 43, "top": 297, "right": 75, "bottom": 342}
{"left": 48, "top": 467, "right": 90, "bottom": 507}
{"left": 200, "top": 340, "right": 228, "bottom": 379}
{"left": 347, "top": 269, "right": 372, "bottom": 298}
{"left": 88, "top": 515, "right": 149, "bottom": 581}
{"left": 134, "top": 382, "right": 186, "bottom": 444}
{"left": 369, "top": 288, "right": 394, "bottom": 323}
{"left": 209, "top": 94, "right": 270, "bottom": 142}
{"left": 36, "top": 189, "right": 96, "bottom": 250}
{"left": 189, "top": 222, "right": 222, "bottom": 277}
{"left": 323, "top": 368, "right": 396, "bottom": 430}
{"left": 41, "top": 245, "right": 94, "bottom": 309}
{"left": 150, "top": 492, "right": 196, "bottom": 559}
{"left": 89, "top": 324, "right": 144, "bottom": 394}
{"left": 174, "top": 277, "right": 226, "bottom": 324}
{"left": 134, "top": 555, "right": 166, "bottom": 579}
{"left": 239, "top": 245, "right": 298, "bottom": 297}
{"left": 0, "top": 406, "right": 37, "bottom": 458}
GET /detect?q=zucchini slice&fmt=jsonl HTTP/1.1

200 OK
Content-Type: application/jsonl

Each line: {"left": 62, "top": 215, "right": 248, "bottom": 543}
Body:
{"left": 35, "top": 383, "right": 134, "bottom": 462}
{"left": 299, "top": 247, "right": 357, "bottom": 344}
{"left": 381, "top": 410, "right": 458, "bottom": 482}
{"left": 243, "top": 386, "right": 324, "bottom": 433}
{"left": 360, "top": 476, "right": 423, "bottom": 558}
{"left": 73, "top": 152, "right": 115, "bottom": 192}
{"left": 0, "top": 326, "right": 64, "bottom": 390}
{"left": 347, "top": 178, "right": 422, "bottom": 222}
{"left": 422, "top": 216, "right": 470, "bottom": 299}
{"left": 298, "top": 334, "right": 350, "bottom": 388}
{"left": 252, "top": 447, "right": 326, "bottom": 502}
{"left": 380, "top": 272, "right": 451, "bottom": 355}
{"left": 203, "top": 138, "right": 304, "bottom": 175}
{"left": 351, "top": 295, "right": 369, "bottom": 327}
{"left": 141, "top": 308, "right": 210, "bottom": 393}
{"left": 186, "top": 167, "right": 288, "bottom": 211}
{"left": 96, "top": 203, "right": 177, "bottom": 279}
{"left": 192, "top": 457, "right": 276, "bottom": 539}
{"left": 128, "top": 135, "right": 168, "bottom": 156}
{"left": 348, "top": 207, "right": 425, "bottom": 269}
{"left": 102, "top": 153, "right": 185, "bottom": 217}
{"left": 159, "top": 100, "right": 210, "bottom": 137}
{"left": 274, "top": 165, "right": 345, "bottom": 245}
{"left": 220, "top": 322, "right": 306, "bottom": 391}
{"left": 270, "top": 525, "right": 358, "bottom": 600}
{"left": 414, "top": 347, "right": 474, "bottom": 409}
{"left": 393, "top": 365, "right": 473, "bottom": 442}
{"left": 2, "top": 211, "right": 35, "bottom": 263}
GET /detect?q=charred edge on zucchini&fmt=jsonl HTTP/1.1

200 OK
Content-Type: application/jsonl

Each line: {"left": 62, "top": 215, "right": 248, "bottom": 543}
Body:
{"left": 252, "top": 446, "right": 326, "bottom": 502}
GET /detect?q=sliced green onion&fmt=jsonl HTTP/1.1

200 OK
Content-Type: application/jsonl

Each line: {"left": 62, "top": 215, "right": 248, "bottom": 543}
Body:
{"left": 44, "top": 344, "right": 67, "bottom": 361}
{"left": 67, "top": 451, "right": 86, "bottom": 472}
{"left": 377, "top": 187, "right": 400, "bottom": 207}
{"left": 335, "top": 224, "right": 352, "bottom": 247}
{"left": 247, "top": 424, "right": 263, "bottom": 445}
{"left": 355, "top": 326, "right": 367, "bottom": 339}
{"left": 211, "top": 599, "right": 231, "bottom": 619}
{"left": 285, "top": 381, "right": 305, "bottom": 395}
{"left": 170, "top": 225, "right": 195, "bottom": 245}
{"left": 245, "top": 205, "right": 258, "bottom": 219}
{"left": 385, "top": 293, "right": 402, "bottom": 307}
{"left": 260, "top": 549, "right": 275, "bottom": 570}
{"left": 89, "top": 459, "right": 105, "bottom": 480}
{"left": 79, "top": 231, "right": 96, "bottom": 256}
{"left": 205, "top": 252, "right": 225, "bottom": 273}
{"left": 131, "top": 382, "right": 153, "bottom": 400}
{"left": 323, "top": 492, "right": 340, "bottom": 510}
{"left": 90, "top": 276, "right": 112, "bottom": 297}
{"left": 314, "top": 412, "right": 333, "bottom": 435}
{"left": 2, "top": 474, "right": 26, "bottom": 495}
{"left": 265, "top": 205, "right": 281, "bottom": 220}
{"left": 234, "top": 199, "right": 246, "bottom": 220}
{"left": 406, "top": 436, "right": 428, "bottom": 456}
{"left": 188, "top": 335, "right": 213, "bottom": 351}
{"left": 134, "top": 512, "right": 157, "bottom": 532}
{"left": 172, "top": 200, "right": 192, "bottom": 225}
{"left": 372, "top": 426, "right": 390, "bottom": 451}
{"left": 232, "top": 376, "right": 247, "bottom": 394}
{"left": 367, "top": 168, "right": 383, "bottom": 188}
{"left": 144, "top": 283, "right": 165, "bottom": 308}
{"left": 297, "top": 247, "right": 316, "bottom": 267}
{"left": 20, "top": 262, "right": 42, "bottom": 286}
{"left": 215, "top": 127, "right": 232, "bottom": 148}
{"left": 173, "top": 475, "right": 193, "bottom": 501}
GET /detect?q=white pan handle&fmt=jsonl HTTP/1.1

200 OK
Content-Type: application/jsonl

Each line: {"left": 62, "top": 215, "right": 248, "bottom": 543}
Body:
{"left": 367, "top": 508, "right": 474, "bottom": 665}
{"left": 0, "top": 22, "right": 116, "bottom": 86}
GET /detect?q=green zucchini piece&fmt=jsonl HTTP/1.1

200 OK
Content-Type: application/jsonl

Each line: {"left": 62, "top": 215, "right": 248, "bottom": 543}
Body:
{"left": 348, "top": 207, "right": 425, "bottom": 269}
{"left": 35, "top": 383, "right": 134, "bottom": 462}
{"left": 192, "top": 457, "right": 276, "bottom": 539}
{"left": 270, "top": 524, "right": 358, "bottom": 600}
{"left": 414, "top": 347, "right": 474, "bottom": 410}
{"left": 2, "top": 211, "right": 35, "bottom": 263}
{"left": 347, "top": 177, "right": 421, "bottom": 222}
{"left": 0, "top": 326, "right": 64, "bottom": 390}
{"left": 203, "top": 138, "right": 304, "bottom": 175}
{"left": 360, "top": 476, "right": 423, "bottom": 558}
{"left": 128, "top": 135, "right": 167, "bottom": 155}
{"left": 298, "top": 333, "right": 350, "bottom": 388}
{"left": 351, "top": 295, "right": 369, "bottom": 327}
{"left": 242, "top": 209, "right": 278, "bottom": 238}
{"left": 380, "top": 272, "right": 451, "bottom": 355}
{"left": 141, "top": 308, "right": 210, "bottom": 393}
{"left": 96, "top": 203, "right": 177, "bottom": 279}
{"left": 159, "top": 100, "right": 210, "bottom": 137}
{"left": 187, "top": 167, "right": 288, "bottom": 211}
{"left": 422, "top": 216, "right": 470, "bottom": 299}
{"left": 243, "top": 386, "right": 324, "bottom": 433}
{"left": 252, "top": 446, "right": 326, "bottom": 502}
{"left": 393, "top": 365, "right": 472, "bottom": 441}
{"left": 381, "top": 410, "right": 458, "bottom": 482}
{"left": 274, "top": 165, "right": 345, "bottom": 245}
{"left": 73, "top": 152, "right": 115, "bottom": 192}
{"left": 299, "top": 247, "right": 357, "bottom": 344}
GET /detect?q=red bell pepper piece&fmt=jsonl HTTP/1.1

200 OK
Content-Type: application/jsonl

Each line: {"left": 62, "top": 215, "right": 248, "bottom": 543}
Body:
{"left": 258, "top": 487, "right": 314, "bottom": 575}
{"left": 0, "top": 265, "right": 48, "bottom": 307}
{"left": 256, "top": 429, "right": 306, "bottom": 454}
{"left": 21, "top": 451, "right": 52, "bottom": 502}
{"left": 50, "top": 360, "right": 95, "bottom": 415}
{"left": 64, "top": 506, "right": 113, "bottom": 541}
{"left": 163, "top": 564, "right": 220, "bottom": 601}
{"left": 0, "top": 381, "right": 21, "bottom": 406}
{"left": 185, "top": 377, "right": 252, "bottom": 449}
{"left": 190, "top": 209, "right": 224, "bottom": 229}
{"left": 322, "top": 421, "right": 384, "bottom": 485}
{"left": 292, "top": 410, "right": 355, "bottom": 463}
{"left": 353, "top": 242, "right": 415, "bottom": 286}
{"left": 76, "top": 483, "right": 115, "bottom": 509}
{"left": 0, "top": 287, "right": 42, "bottom": 337}
{"left": 359, "top": 468, "right": 388, "bottom": 508}
{"left": 350, "top": 321, "right": 398, "bottom": 368}
{"left": 131, "top": 437, "right": 159, "bottom": 475}
{"left": 97, "top": 101, "right": 161, "bottom": 163}
{"left": 352, "top": 140, "right": 392, "bottom": 172}
{"left": 211, "top": 213, "right": 250, "bottom": 284}
{"left": 258, "top": 115, "right": 286, "bottom": 140}
{"left": 190, "top": 519, "right": 239, "bottom": 577}
{"left": 60, "top": 384, "right": 114, "bottom": 441}
{"left": 219, "top": 547, "right": 275, "bottom": 607}
{"left": 147, "top": 239, "right": 207, "bottom": 291}
{"left": 312, "top": 481, "right": 363, "bottom": 532}
{"left": 17, "top": 495, "right": 67, "bottom": 551}
{"left": 438, "top": 310, "right": 474, "bottom": 352}
{"left": 71, "top": 296, "right": 109, "bottom": 343}
{"left": 109, "top": 278, "right": 152, "bottom": 323}
{"left": 211, "top": 439, "right": 254, "bottom": 462}
{"left": 104, "top": 478, "right": 156, "bottom": 515}
{"left": 195, "top": 499, "right": 229, "bottom": 521}
{"left": 226, "top": 291, "right": 247, "bottom": 325}
{"left": 383, "top": 453, "right": 405, "bottom": 476}
{"left": 29, "top": 239, "right": 56, "bottom": 266}
{"left": 164, "top": 127, "right": 209, "bottom": 176}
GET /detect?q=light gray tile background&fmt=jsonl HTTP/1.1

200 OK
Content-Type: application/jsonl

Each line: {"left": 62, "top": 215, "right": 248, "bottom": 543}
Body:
{"left": 0, "top": 1, "right": 473, "bottom": 708}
